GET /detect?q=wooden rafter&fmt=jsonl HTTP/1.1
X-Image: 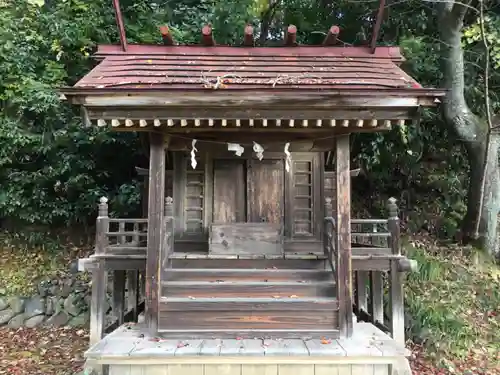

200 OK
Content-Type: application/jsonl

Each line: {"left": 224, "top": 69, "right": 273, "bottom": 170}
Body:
{"left": 370, "top": 0, "right": 387, "bottom": 53}
{"left": 111, "top": 0, "right": 128, "bottom": 52}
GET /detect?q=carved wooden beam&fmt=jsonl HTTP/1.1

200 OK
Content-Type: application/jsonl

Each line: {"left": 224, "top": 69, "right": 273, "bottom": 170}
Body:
{"left": 323, "top": 25, "right": 340, "bottom": 46}
{"left": 201, "top": 24, "right": 216, "bottom": 46}
{"left": 243, "top": 25, "right": 254, "bottom": 46}
{"left": 98, "top": 118, "right": 397, "bottom": 130}
{"left": 285, "top": 25, "right": 297, "bottom": 46}
{"left": 159, "top": 26, "right": 175, "bottom": 46}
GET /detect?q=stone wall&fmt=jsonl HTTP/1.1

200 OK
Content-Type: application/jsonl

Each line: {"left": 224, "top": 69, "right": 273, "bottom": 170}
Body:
{"left": 0, "top": 276, "right": 100, "bottom": 329}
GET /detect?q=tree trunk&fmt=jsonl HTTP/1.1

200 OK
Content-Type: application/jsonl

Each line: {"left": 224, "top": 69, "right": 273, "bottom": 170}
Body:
{"left": 438, "top": 2, "right": 500, "bottom": 256}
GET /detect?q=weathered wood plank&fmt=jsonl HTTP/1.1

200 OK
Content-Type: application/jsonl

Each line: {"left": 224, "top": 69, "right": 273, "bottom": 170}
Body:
{"left": 160, "top": 297, "right": 338, "bottom": 311}
{"left": 387, "top": 198, "right": 405, "bottom": 346}
{"left": 303, "top": 339, "right": 345, "bottom": 356}
{"left": 241, "top": 365, "right": 278, "bottom": 375}
{"left": 159, "top": 309, "right": 337, "bottom": 330}
{"left": 90, "top": 261, "right": 107, "bottom": 346}
{"left": 166, "top": 364, "right": 204, "bottom": 375}
{"left": 164, "top": 268, "right": 334, "bottom": 283}
{"left": 278, "top": 364, "right": 314, "bottom": 375}
{"left": 200, "top": 339, "right": 223, "bottom": 356}
{"left": 142, "top": 365, "right": 167, "bottom": 375}
{"left": 220, "top": 339, "right": 244, "bottom": 355}
{"left": 247, "top": 159, "right": 284, "bottom": 224}
{"left": 336, "top": 337, "right": 382, "bottom": 356}
{"left": 161, "top": 280, "right": 336, "bottom": 298}
{"left": 158, "top": 329, "right": 339, "bottom": 339}
{"left": 213, "top": 159, "right": 245, "bottom": 223}
{"left": 315, "top": 364, "right": 340, "bottom": 375}
{"left": 209, "top": 223, "right": 282, "bottom": 256}
{"left": 356, "top": 271, "right": 368, "bottom": 314}
{"left": 126, "top": 270, "right": 139, "bottom": 322}
{"left": 263, "top": 339, "right": 309, "bottom": 356}
{"left": 129, "top": 339, "right": 179, "bottom": 357}
{"left": 352, "top": 364, "right": 374, "bottom": 375}
{"left": 113, "top": 270, "right": 126, "bottom": 326}
{"left": 336, "top": 134, "right": 353, "bottom": 337}
{"left": 109, "top": 365, "right": 131, "bottom": 375}
{"left": 145, "top": 132, "right": 166, "bottom": 335}
{"left": 370, "top": 271, "right": 384, "bottom": 324}
{"left": 240, "top": 339, "right": 266, "bottom": 356}
{"left": 204, "top": 364, "right": 242, "bottom": 375}
{"left": 174, "top": 339, "right": 204, "bottom": 356}
{"left": 171, "top": 258, "right": 326, "bottom": 269}
{"left": 373, "top": 364, "right": 390, "bottom": 375}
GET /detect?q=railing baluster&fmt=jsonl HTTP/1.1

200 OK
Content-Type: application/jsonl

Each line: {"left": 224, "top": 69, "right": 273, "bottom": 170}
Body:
{"left": 119, "top": 221, "right": 126, "bottom": 245}
{"left": 370, "top": 271, "right": 384, "bottom": 324}
{"left": 160, "top": 197, "right": 175, "bottom": 302}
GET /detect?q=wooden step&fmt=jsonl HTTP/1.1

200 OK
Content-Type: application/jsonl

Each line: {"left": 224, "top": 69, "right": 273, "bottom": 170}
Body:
{"left": 164, "top": 268, "right": 334, "bottom": 283}
{"left": 159, "top": 297, "right": 339, "bottom": 332}
{"left": 160, "top": 297, "right": 339, "bottom": 311}
{"left": 161, "top": 281, "right": 336, "bottom": 298}
{"left": 156, "top": 328, "right": 340, "bottom": 339}
{"left": 171, "top": 258, "right": 326, "bottom": 269}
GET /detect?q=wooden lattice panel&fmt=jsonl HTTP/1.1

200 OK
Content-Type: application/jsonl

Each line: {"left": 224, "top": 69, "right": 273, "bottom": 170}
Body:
{"left": 184, "top": 158, "right": 205, "bottom": 235}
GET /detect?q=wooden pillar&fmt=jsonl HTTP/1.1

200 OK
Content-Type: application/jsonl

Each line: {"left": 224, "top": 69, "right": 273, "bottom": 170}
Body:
{"left": 335, "top": 134, "right": 353, "bottom": 338}
{"left": 145, "top": 132, "right": 166, "bottom": 336}
{"left": 388, "top": 197, "right": 405, "bottom": 345}
{"left": 90, "top": 197, "right": 109, "bottom": 346}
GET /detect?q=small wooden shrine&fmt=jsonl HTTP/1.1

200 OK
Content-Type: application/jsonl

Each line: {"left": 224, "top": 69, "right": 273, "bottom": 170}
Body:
{"left": 63, "top": 3, "right": 444, "bottom": 374}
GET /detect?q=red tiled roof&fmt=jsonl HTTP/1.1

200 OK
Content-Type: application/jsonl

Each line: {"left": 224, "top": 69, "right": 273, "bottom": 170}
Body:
{"left": 72, "top": 44, "right": 424, "bottom": 91}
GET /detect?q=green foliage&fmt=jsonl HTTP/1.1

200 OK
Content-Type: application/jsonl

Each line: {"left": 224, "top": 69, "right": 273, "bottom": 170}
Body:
{"left": 464, "top": 15, "right": 500, "bottom": 70}
{"left": 0, "top": 0, "right": 495, "bottom": 243}
{"left": 0, "top": 0, "right": 145, "bottom": 228}
{"left": 404, "top": 241, "right": 500, "bottom": 358}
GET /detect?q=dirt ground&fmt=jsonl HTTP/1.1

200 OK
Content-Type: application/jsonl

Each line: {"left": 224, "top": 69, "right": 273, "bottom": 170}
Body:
{"left": 1, "top": 326, "right": 497, "bottom": 375}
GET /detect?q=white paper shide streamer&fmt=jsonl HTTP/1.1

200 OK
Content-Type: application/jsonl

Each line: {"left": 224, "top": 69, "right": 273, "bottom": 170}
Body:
{"left": 284, "top": 142, "right": 292, "bottom": 172}
{"left": 227, "top": 143, "right": 245, "bottom": 156}
{"left": 253, "top": 142, "right": 264, "bottom": 160}
{"left": 190, "top": 139, "right": 198, "bottom": 169}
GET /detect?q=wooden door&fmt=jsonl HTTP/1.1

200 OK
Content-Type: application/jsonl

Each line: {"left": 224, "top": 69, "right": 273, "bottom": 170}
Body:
{"left": 213, "top": 159, "right": 245, "bottom": 223}
{"left": 247, "top": 159, "right": 284, "bottom": 224}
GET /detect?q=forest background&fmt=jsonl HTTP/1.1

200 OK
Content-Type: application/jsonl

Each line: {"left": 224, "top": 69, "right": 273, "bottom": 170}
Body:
{"left": 0, "top": 0, "right": 499, "bottom": 374}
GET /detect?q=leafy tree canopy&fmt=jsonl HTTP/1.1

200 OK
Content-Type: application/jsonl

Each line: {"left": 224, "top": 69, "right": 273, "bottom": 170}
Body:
{"left": 0, "top": 0, "right": 498, "bottom": 244}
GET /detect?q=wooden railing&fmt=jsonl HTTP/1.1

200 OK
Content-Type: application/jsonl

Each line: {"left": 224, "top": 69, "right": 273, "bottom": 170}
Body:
{"left": 88, "top": 197, "right": 175, "bottom": 345}
{"left": 323, "top": 197, "right": 417, "bottom": 346}
{"left": 95, "top": 197, "right": 148, "bottom": 256}
{"left": 94, "top": 196, "right": 174, "bottom": 258}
